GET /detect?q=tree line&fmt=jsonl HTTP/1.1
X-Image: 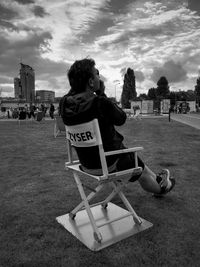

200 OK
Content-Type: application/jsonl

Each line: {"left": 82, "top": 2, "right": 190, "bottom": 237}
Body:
{"left": 120, "top": 68, "right": 200, "bottom": 109}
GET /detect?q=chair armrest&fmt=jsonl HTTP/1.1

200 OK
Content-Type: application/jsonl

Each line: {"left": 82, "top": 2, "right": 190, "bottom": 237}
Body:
{"left": 65, "top": 160, "right": 80, "bottom": 169}
{"left": 104, "top": 147, "right": 143, "bottom": 156}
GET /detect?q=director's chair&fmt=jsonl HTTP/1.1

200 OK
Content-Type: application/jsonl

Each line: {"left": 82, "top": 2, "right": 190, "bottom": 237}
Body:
{"left": 56, "top": 119, "right": 153, "bottom": 251}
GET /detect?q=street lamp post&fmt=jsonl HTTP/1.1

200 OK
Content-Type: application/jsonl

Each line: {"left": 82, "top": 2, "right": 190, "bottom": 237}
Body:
{"left": 114, "top": 82, "right": 120, "bottom": 101}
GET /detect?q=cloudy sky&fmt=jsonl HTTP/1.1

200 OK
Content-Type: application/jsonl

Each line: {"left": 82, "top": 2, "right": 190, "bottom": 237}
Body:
{"left": 0, "top": 0, "right": 200, "bottom": 99}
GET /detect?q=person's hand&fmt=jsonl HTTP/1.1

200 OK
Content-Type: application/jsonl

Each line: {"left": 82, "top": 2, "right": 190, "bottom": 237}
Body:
{"left": 95, "top": 80, "right": 105, "bottom": 96}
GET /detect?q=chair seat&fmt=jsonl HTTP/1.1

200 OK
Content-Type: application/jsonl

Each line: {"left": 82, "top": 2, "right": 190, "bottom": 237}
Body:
{"left": 66, "top": 163, "right": 101, "bottom": 180}
{"left": 66, "top": 162, "right": 142, "bottom": 182}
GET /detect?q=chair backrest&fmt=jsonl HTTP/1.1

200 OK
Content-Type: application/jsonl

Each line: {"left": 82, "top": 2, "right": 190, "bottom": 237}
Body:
{"left": 56, "top": 116, "right": 65, "bottom": 132}
{"left": 65, "top": 119, "right": 109, "bottom": 176}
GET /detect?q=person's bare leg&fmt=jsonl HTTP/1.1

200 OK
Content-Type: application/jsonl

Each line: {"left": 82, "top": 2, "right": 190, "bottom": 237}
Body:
{"left": 138, "top": 165, "right": 161, "bottom": 193}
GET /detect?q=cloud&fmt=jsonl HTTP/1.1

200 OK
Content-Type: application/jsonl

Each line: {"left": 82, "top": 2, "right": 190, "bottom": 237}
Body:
{"left": 14, "top": 0, "right": 35, "bottom": 4}
{"left": 0, "top": 2, "right": 19, "bottom": 31}
{"left": 99, "top": 74, "right": 107, "bottom": 82}
{"left": 135, "top": 71, "right": 145, "bottom": 82}
{"left": 35, "top": 58, "right": 70, "bottom": 79}
{"left": 120, "top": 67, "right": 127, "bottom": 78}
{"left": 0, "top": 20, "right": 18, "bottom": 31}
{"left": 32, "top": 5, "right": 49, "bottom": 17}
{"left": 83, "top": 0, "right": 196, "bottom": 66}
{"left": 0, "top": 30, "right": 53, "bottom": 68}
{"left": 0, "top": 0, "right": 199, "bottom": 97}
{"left": 0, "top": 76, "right": 13, "bottom": 83}
{"left": 0, "top": 3, "right": 19, "bottom": 20}
{"left": 188, "top": 0, "right": 200, "bottom": 14}
{"left": 64, "top": 0, "right": 110, "bottom": 35}
{"left": 151, "top": 60, "right": 187, "bottom": 83}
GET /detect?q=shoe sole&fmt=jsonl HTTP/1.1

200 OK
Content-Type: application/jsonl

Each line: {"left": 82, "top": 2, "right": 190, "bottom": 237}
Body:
{"left": 153, "top": 177, "right": 175, "bottom": 197}
{"left": 160, "top": 168, "right": 170, "bottom": 188}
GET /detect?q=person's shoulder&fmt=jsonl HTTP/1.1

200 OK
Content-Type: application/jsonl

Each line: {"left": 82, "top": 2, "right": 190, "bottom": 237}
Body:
{"left": 96, "top": 94, "right": 111, "bottom": 103}
{"left": 59, "top": 94, "right": 68, "bottom": 104}
{"left": 94, "top": 95, "right": 111, "bottom": 108}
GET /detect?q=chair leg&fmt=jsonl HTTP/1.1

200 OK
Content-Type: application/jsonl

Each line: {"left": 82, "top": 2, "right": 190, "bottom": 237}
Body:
{"left": 101, "top": 181, "right": 124, "bottom": 208}
{"left": 72, "top": 171, "right": 102, "bottom": 243}
{"left": 101, "top": 181, "right": 141, "bottom": 224}
{"left": 70, "top": 183, "right": 104, "bottom": 216}
{"left": 54, "top": 124, "right": 57, "bottom": 137}
{"left": 111, "top": 182, "right": 142, "bottom": 225}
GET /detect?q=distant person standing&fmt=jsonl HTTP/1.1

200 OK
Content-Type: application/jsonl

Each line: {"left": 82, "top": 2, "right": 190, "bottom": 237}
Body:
{"left": 168, "top": 106, "right": 173, "bottom": 122}
{"left": 7, "top": 108, "right": 12, "bottom": 119}
{"left": 30, "top": 105, "right": 36, "bottom": 119}
{"left": 49, "top": 103, "right": 55, "bottom": 119}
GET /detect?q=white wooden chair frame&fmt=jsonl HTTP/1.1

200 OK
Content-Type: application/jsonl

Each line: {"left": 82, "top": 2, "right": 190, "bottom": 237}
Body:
{"left": 56, "top": 119, "right": 153, "bottom": 251}
{"left": 54, "top": 116, "right": 65, "bottom": 138}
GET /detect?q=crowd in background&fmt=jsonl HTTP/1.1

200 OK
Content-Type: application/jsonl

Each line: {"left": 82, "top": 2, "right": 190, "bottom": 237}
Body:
{"left": 0, "top": 103, "right": 58, "bottom": 120}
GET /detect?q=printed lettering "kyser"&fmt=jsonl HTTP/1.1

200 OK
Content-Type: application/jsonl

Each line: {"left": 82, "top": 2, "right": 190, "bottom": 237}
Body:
{"left": 68, "top": 131, "right": 93, "bottom": 142}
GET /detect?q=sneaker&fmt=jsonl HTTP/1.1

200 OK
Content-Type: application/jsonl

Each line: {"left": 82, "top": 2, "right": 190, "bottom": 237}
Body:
{"left": 153, "top": 169, "right": 175, "bottom": 197}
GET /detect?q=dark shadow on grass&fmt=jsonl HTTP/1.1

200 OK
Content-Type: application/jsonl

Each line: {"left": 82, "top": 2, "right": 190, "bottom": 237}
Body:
{"left": 158, "top": 162, "right": 178, "bottom": 167}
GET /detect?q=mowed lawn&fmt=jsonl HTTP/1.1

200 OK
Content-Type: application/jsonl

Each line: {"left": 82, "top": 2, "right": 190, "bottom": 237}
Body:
{"left": 0, "top": 117, "right": 200, "bottom": 267}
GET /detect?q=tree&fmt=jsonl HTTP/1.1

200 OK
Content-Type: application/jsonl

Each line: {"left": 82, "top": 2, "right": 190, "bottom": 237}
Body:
{"left": 179, "top": 91, "right": 187, "bottom": 101}
{"left": 121, "top": 68, "right": 137, "bottom": 108}
{"left": 138, "top": 93, "right": 148, "bottom": 100}
{"left": 194, "top": 77, "right": 200, "bottom": 104}
{"left": 185, "top": 90, "right": 196, "bottom": 101}
{"left": 157, "top": 76, "right": 170, "bottom": 98}
{"left": 147, "top": 87, "right": 157, "bottom": 99}
{"left": 169, "top": 91, "right": 176, "bottom": 105}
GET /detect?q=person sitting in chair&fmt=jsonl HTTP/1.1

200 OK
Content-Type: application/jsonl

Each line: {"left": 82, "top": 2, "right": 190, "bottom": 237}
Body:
{"left": 60, "top": 58, "right": 175, "bottom": 197}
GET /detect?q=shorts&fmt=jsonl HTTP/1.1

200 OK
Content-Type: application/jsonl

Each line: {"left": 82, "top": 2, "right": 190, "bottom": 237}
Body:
{"left": 116, "top": 152, "right": 145, "bottom": 182}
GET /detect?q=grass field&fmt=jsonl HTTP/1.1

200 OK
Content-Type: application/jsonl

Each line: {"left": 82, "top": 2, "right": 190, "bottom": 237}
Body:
{"left": 0, "top": 117, "right": 200, "bottom": 267}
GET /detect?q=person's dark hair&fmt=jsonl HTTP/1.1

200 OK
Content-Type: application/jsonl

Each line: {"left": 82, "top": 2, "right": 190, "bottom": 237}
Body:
{"left": 67, "top": 58, "right": 95, "bottom": 93}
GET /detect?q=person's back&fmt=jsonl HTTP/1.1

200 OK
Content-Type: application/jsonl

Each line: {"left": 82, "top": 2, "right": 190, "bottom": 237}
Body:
{"left": 61, "top": 86, "right": 126, "bottom": 169}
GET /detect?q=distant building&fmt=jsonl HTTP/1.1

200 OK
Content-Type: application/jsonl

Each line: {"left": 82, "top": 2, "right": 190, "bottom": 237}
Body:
{"left": 36, "top": 90, "right": 55, "bottom": 102}
{"left": 14, "top": 77, "right": 21, "bottom": 99}
{"left": 19, "top": 63, "right": 35, "bottom": 103}
{"left": 54, "top": 97, "right": 62, "bottom": 102}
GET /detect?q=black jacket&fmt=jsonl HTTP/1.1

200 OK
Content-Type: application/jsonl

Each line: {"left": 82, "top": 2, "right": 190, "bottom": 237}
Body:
{"left": 60, "top": 89, "right": 127, "bottom": 169}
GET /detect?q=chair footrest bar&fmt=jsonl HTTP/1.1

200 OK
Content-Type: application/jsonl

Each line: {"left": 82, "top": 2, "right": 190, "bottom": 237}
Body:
{"left": 97, "top": 211, "right": 141, "bottom": 228}
{"left": 82, "top": 183, "right": 97, "bottom": 193}
{"left": 80, "top": 201, "right": 106, "bottom": 211}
